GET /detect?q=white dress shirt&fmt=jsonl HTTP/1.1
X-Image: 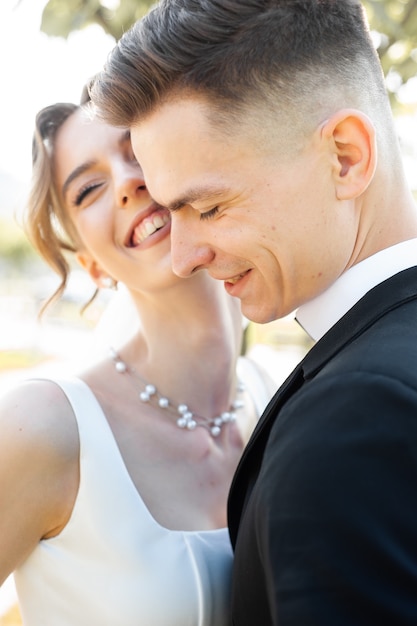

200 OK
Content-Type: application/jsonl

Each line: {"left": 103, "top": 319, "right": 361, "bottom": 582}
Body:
{"left": 296, "top": 238, "right": 417, "bottom": 342}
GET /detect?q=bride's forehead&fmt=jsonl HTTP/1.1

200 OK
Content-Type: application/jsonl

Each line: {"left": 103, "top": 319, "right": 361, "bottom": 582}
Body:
{"left": 59, "top": 108, "right": 127, "bottom": 147}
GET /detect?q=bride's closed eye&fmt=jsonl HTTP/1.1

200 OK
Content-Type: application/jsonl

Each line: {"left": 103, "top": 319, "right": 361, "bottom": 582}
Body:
{"left": 73, "top": 182, "right": 105, "bottom": 207}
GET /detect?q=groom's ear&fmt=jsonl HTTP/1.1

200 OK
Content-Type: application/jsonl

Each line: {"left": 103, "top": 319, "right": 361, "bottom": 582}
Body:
{"left": 320, "top": 108, "right": 377, "bottom": 200}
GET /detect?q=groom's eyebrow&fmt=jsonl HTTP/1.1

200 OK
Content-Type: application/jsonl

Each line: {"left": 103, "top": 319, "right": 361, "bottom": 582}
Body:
{"left": 165, "top": 185, "right": 228, "bottom": 212}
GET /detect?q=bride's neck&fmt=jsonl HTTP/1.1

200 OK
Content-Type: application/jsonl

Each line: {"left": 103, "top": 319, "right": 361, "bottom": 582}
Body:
{"left": 124, "top": 282, "right": 243, "bottom": 415}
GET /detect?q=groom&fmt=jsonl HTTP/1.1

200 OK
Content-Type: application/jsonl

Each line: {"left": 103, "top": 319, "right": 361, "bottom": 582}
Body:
{"left": 92, "top": 1, "right": 417, "bottom": 623}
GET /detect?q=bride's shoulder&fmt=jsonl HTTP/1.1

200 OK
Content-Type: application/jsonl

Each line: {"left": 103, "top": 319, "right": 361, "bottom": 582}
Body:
{"left": 0, "top": 378, "right": 79, "bottom": 459}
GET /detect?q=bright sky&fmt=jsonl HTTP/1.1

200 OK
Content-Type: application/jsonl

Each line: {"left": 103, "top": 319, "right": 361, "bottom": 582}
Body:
{"left": 0, "top": 0, "right": 115, "bottom": 183}
{"left": 0, "top": 0, "right": 416, "bottom": 189}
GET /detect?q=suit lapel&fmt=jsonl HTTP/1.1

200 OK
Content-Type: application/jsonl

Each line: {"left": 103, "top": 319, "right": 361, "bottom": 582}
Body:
{"left": 228, "top": 364, "right": 305, "bottom": 541}
{"left": 228, "top": 266, "right": 417, "bottom": 542}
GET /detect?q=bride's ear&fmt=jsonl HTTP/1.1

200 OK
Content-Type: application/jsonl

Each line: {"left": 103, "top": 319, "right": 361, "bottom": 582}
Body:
{"left": 76, "top": 251, "right": 117, "bottom": 290}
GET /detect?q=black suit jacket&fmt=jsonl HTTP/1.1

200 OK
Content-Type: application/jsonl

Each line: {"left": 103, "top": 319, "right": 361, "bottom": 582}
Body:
{"left": 229, "top": 266, "right": 417, "bottom": 625}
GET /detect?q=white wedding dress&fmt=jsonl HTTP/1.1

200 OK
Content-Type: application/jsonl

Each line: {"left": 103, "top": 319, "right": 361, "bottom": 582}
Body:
{"left": 14, "top": 359, "right": 272, "bottom": 625}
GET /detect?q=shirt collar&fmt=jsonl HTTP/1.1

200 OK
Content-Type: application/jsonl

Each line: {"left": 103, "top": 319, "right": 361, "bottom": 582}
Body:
{"left": 296, "top": 238, "right": 417, "bottom": 342}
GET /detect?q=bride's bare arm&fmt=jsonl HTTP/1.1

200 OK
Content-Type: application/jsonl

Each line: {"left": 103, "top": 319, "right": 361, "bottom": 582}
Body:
{"left": 0, "top": 380, "right": 79, "bottom": 584}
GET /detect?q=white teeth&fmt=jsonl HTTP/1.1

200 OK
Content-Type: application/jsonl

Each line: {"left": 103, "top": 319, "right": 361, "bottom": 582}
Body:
{"left": 131, "top": 211, "right": 170, "bottom": 246}
{"left": 153, "top": 215, "right": 165, "bottom": 229}
{"left": 227, "top": 273, "right": 246, "bottom": 284}
{"left": 144, "top": 221, "right": 157, "bottom": 236}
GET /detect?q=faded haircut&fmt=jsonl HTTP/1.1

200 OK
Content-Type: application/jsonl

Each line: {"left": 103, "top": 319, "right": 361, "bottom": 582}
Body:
{"left": 91, "top": 0, "right": 391, "bottom": 139}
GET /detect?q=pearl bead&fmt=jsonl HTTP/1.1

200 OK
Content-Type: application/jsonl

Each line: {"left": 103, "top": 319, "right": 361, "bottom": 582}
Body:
{"left": 110, "top": 348, "right": 245, "bottom": 439}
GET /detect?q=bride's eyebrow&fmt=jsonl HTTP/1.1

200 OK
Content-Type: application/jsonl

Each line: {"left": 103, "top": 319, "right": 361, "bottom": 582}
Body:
{"left": 62, "top": 160, "right": 96, "bottom": 197}
{"left": 63, "top": 130, "right": 132, "bottom": 197}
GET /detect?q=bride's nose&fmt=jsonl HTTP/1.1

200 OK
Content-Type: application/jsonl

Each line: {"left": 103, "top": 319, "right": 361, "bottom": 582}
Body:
{"left": 114, "top": 162, "right": 147, "bottom": 208}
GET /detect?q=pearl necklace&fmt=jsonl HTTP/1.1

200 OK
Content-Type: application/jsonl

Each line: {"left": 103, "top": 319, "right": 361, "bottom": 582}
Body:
{"left": 109, "top": 347, "right": 245, "bottom": 438}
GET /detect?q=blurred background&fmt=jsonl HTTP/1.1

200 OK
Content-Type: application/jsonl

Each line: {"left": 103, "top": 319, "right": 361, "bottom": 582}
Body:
{"left": 0, "top": 0, "right": 417, "bottom": 622}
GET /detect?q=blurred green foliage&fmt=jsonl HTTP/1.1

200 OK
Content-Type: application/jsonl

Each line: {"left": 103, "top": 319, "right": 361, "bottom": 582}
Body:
{"left": 366, "top": 0, "right": 417, "bottom": 83}
{"left": 40, "top": 0, "right": 154, "bottom": 40}
{"left": 0, "top": 218, "right": 38, "bottom": 273}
